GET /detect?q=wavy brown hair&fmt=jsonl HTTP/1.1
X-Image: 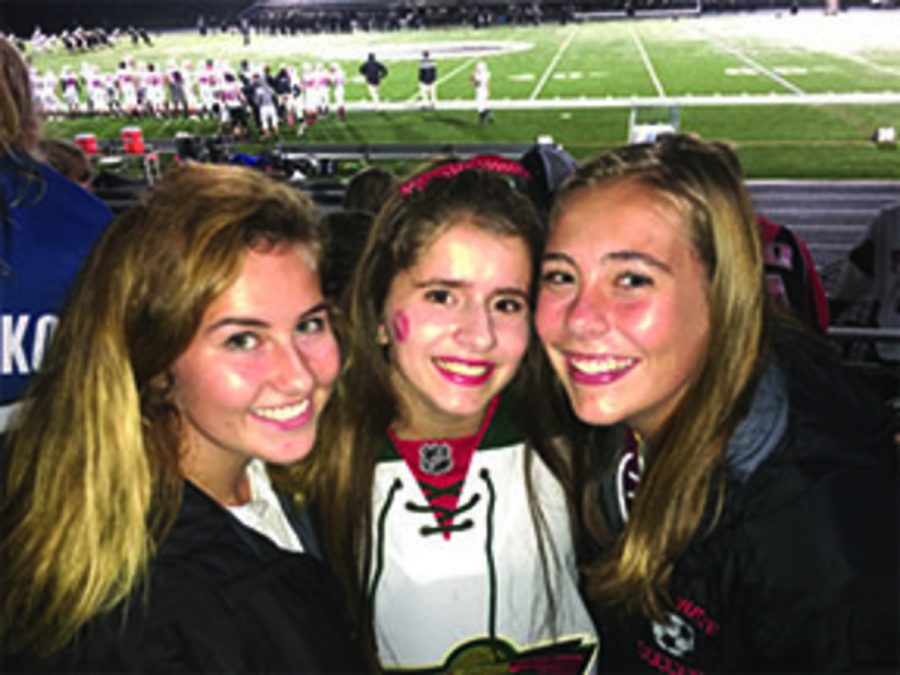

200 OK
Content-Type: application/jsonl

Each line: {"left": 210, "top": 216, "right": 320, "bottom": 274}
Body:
{"left": 0, "top": 163, "right": 322, "bottom": 660}
{"left": 549, "top": 134, "right": 771, "bottom": 620}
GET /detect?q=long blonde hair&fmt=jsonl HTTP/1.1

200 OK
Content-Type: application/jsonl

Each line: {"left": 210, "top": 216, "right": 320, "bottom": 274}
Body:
{"left": 550, "top": 135, "right": 771, "bottom": 620}
{"left": 0, "top": 163, "right": 322, "bottom": 659}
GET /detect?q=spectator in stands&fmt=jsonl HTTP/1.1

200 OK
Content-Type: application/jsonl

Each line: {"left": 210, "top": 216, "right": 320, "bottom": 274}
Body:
{"left": 342, "top": 165, "right": 397, "bottom": 215}
{"left": 831, "top": 202, "right": 900, "bottom": 364}
{"left": 0, "top": 163, "right": 362, "bottom": 672}
{"left": 320, "top": 209, "right": 374, "bottom": 306}
{"left": 518, "top": 138, "right": 578, "bottom": 224}
{"left": 417, "top": 50, "right": 437, "bottom": 109}
{"left": 535, "top": 134, "right": 897, "bottom": 672}
{"left": 472, "top": 60, "right": 491, "bottom": 126}
{"left": 0, "top": 37, "right": 112, "bottom": 432}
{"left": 359, "top": 52, "right": 387, "bottom": 111}
{"left": 714, "top": 141, "right": 829, "bottom": 333}
{"left": 303, "top": 156, "right": 598, "bottom": 671}
{"left": 35, "top": 137, "right": 93, "bottom": 190}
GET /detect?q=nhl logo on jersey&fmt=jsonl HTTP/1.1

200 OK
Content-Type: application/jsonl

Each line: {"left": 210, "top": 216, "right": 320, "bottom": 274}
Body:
{"left": 418, "top": 442, "right": 453, "bottom": 475}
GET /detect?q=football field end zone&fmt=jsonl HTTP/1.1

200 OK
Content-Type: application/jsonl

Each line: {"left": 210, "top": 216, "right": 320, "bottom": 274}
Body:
{"left": 343, "top": 91, "right": 900, "bottom": 112}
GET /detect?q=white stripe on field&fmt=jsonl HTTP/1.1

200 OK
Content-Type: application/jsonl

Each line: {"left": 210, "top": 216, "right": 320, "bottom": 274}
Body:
{"left": 836, "top": 53, "right": 899, "bottom": 78}
{"left": 630, "top": 25, "right": 666, "bottom": 98}
{"left": 530, "top": 27, "right": 577, "bottom": 101}
{"left": 341, "top": 90, "right": 900, "bottom": 113}
{"left": 693, "top": 25, "right": 806, "bottom": 95}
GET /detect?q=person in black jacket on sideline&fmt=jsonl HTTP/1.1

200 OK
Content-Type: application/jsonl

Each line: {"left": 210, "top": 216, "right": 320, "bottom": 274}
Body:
{"left": 535, "top": 134, "right": 897, "bottom": 672}
{"left": 358, "top": 52, "right": 387, "bottom": 111}
{"left": 1, "top": 163, "right": 363, "bottom": 673}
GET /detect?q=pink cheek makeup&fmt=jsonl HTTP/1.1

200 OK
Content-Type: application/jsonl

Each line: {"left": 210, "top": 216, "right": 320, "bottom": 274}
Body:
{"left": 392, "top": 310, "right": 411, "bottom": 343}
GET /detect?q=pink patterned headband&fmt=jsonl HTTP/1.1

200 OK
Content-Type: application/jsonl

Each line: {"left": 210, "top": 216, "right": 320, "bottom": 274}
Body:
{"left": 398, "top": 154, "right": 531, "bottom": 196}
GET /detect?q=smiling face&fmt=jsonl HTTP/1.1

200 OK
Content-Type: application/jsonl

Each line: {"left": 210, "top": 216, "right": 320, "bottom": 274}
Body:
{"left": 171, "top": 245, "right": 340, "bottom": 500}
{"left": 535, "top": 178, "right": 711, "bottom": 443}
{"left": 381, "top": 219, "right": 532, "bottom": 438}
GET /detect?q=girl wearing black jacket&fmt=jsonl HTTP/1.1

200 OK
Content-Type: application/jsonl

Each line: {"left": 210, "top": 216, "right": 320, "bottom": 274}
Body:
{"left": 535, "top": 134, "right": 897, "bottom": 672}
{"left": 1, "top": 164, "right": 363, "bottom": 673}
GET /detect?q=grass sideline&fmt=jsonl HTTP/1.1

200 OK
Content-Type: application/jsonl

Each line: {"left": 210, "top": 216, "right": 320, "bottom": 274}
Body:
{"left": 32, "top": 10, "right": 900, "bottom": 179}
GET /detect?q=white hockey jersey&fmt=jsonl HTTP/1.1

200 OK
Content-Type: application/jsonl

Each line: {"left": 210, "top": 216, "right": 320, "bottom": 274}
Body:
{"left": 370, "top": 396, "right": 599, "bottom": 672}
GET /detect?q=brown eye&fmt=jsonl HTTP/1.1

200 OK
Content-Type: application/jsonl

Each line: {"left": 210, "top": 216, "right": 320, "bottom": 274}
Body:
{"left": 225, "top": 332, "right": 260, "bottom": 351}
{"left": 296, "top": 311, "right": 330, "bottom": 336}
{"left": 424, "top": 289, "right": 454, "bottom": 305}
{"left": 540, "top": 268, "right": 575, "bottom": 286}
{"left": 493, "top": 297, "right": 525, "bottom": 314}
{"left": 616, "top": 272, "right": 654, "bottom": 289}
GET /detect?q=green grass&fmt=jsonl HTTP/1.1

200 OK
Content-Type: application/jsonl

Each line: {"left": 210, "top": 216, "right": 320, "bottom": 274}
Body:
{"left": 31, "top": 11, "right": 900, "bottom": 178}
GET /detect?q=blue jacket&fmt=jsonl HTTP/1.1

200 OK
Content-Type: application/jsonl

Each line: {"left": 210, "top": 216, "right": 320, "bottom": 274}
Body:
{"left": 1, "top": 154, "right": 112, "bottom": 415}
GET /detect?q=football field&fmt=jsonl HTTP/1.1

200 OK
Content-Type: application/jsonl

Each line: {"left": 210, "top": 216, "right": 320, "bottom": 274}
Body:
{"left": 34, "top": 8, "right": 900, "bottom": 178}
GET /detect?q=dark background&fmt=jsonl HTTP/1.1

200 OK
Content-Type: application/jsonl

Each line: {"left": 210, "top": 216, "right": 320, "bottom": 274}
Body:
{"left": 0, "top": 0, "right": 253, "bottom": 35}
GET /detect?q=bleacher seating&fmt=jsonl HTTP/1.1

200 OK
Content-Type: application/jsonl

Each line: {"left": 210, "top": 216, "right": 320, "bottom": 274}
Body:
{"left": 747, "top": 180, "right": 900, "bottom": 273}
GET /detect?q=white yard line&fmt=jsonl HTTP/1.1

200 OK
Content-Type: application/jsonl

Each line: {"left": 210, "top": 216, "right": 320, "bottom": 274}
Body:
{"left": 693, "top": 25, "right": 807, "bottom": 95}
{"left": 529, "top": 27, "right": 577, "bottom": 100}
{"left": 829, "top": 52, "right": 900, "bottom": 78}
{"left": 347, "top": 91, "right": 900, "bottom": 113}
{"left": 630, "top": 25, "right": 666, "bottom": 98}
{"left": 404, "top": 57, "right": 477, "bottom": 104}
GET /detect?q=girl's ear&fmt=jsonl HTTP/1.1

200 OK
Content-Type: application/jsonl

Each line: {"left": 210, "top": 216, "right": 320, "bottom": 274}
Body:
{"left": 376, "top": 323, "right": 390, "bottom": 345}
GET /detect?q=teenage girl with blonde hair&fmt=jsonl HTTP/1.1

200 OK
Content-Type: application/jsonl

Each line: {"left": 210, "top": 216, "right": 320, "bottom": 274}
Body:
{"left": 536, "top": 134, "right": 897, "bottom": 671}
{"left": 1, "top": 163, "right": 361, "bottom": 672}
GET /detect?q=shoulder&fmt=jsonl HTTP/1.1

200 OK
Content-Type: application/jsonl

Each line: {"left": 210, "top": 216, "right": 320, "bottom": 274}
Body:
{"left": 775, "top": 330, "right": 891, "bottom": 459}
{"left": 723, "top": 329, "right": 894, "bottom": 540}
{"left": 35, "top": 160, "right": 113, "bottom": 226}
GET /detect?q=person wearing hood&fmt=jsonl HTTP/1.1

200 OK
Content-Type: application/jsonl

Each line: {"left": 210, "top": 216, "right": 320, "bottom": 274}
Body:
{"left": 535, "top": 134, "right": 897, "bottom": 672}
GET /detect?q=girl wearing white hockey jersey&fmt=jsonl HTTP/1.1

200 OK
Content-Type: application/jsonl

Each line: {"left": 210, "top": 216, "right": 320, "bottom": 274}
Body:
{"left": 304, "top": 156, "right": 599, "bottom": 673}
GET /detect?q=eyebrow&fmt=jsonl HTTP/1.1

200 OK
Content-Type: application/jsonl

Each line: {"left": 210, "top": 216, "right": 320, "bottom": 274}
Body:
{"left": 542, "top": 250, "right": 672, "bottom": 274}
{"left": 205, "top": 302, "right": 329, "bottom": 333}
{"left": 415, "top": 278, "right": 529, "bottom": 298}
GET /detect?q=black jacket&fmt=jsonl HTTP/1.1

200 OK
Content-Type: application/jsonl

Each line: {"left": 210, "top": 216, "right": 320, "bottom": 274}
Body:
{"left": 358, "top": 59, "right": 387, "bottom": 86}
{"left": 595, "top": 334, "right": 898, "bottom": 672}
{"left": 13, "top": 482, "right": 365, "bottom": 673}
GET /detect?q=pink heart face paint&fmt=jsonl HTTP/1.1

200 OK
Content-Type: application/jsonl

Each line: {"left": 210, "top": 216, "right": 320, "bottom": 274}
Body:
{"left": 392, "top": 310, "right": 411, "bottom": 343}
